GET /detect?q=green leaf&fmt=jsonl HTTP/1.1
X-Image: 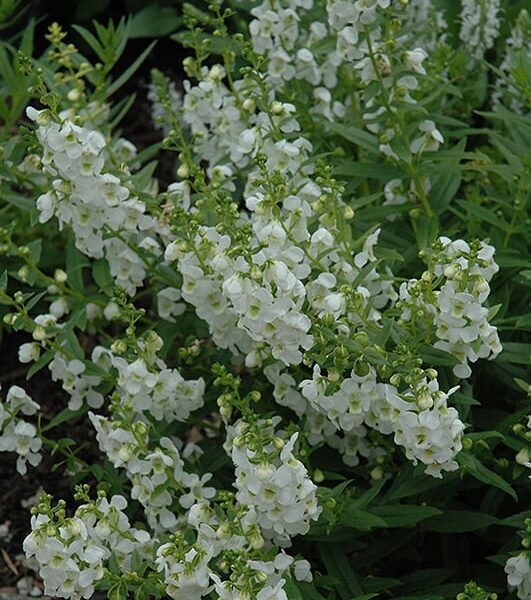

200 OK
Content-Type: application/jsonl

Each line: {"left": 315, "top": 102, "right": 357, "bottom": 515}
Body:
{"left": 171, "top": 30, "right": 241, "bottom": 56}
{"left": 339, "top": 507, "right": 387, "bottom": 531}
{"left": 334, "top": 161, "right": 402, "bottom": 180}
{"left": 60, "top": 329, "right": 85, "bottom": 360}
{"left": 422, "top": 510, "right": 498, "bottom": 532}
{"left": 497, "top": 342, "right": 530, "bottom": 365}
{"left": 429, "top": 167, "right": 461, "bottom": 215}
{"left": 419, "top": 346, "right": 459, "bottom": 366}
{"left": 0, "top": 186, "right": 35, "bottom": 212}
{"left": 106, "top": 41, "right": 156, "bottom": 98}
{"left": 455, "top": 200, "right": 507, "bottom": 230}
{"left": 496, "top": 253, "right": 530, "bottom": 269}
{"left": 72, "top": 24, "right": 105, "bottom": 61}
{"left": 326, "top": 122, "right": 380, "bottom": 154}
{"left": 371, "top": 505, "right": 442, "bottom": 528}
{"left": 132, "top": 160, "right": 157, "bottom": 189}
{"left": 25, "top": 290, "right": 47, "bottom": 312}
{"left": 108, "top": 581, "right": 127, "bottom": 600}
{"left": 385, "top": 466, "right": 457, "bottom": 502}
{"left": 399, "top": 568, "right": 454, "bottom": 589}
{"left": 92, "top": 258, "right": 114, "bottom": 295}
{"left": 108, "top": 93, "right": 137, "bottom": 129}
{"left": 500, "top": 510, "right": 531, "bottom": 528}
{"left": 412, "top": 213, "right": 438, "bottom": 250}
{"left": 391, "top": 595, "right": 444, "bottom": 600}
{"left": 66, "top": 236, "right": 89, "bottom": 291}
{"left": 515, "top": 313, "right": 531, "bottom": 331}
{"left": 295, "top": 582, "right": 327, "bottom": 600}
{"left": 354, "top": 479, "right": 386, "bottom": 508}
{"left": 27, "top": 238, "right": 42, "bottom": 262}
{"left": 458, "top": 453, "right": 518, "bottom": 501}
{"left": 26, "top": 349, "right": 54, "bottom": 379}
{"left": 284, "top": 578, "right": 304, "bottom": 600}
{"left": 129, "top": 6, "right": 181, "bottom": 38}
{"left": 320, "top": 546, "right": 364, "bottom": 599}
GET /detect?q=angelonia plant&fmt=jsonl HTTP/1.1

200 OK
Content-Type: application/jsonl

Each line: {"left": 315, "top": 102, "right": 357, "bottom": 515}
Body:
{"left": 0, "top": 0, "right": 529, "bottom": 599}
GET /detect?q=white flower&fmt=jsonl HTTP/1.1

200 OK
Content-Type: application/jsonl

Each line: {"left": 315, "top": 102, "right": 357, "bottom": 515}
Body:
{"left": 410, "top": 120, "right": 444, "bottom": 154}
{"left": 505, "top": 553, "right": 531, "bottom": 600}
{"left": 18, "top": 342, "right": 41, "bottom": 364}
{"left": 156, "top": 543, "right": 212, "bottom": 599}
{"left": 459, "top": 0, "right": 501, "bottom": 60}
{"left": 404, "top": 48, "right": 428, "bottom": 74}
{"left": 226, "top": 420, "right": 321, "bottom": 544}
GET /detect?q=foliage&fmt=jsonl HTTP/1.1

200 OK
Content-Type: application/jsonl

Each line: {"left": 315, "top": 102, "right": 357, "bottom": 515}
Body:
{"left": 0, "top": 0, "right": 530, "bottom": 599}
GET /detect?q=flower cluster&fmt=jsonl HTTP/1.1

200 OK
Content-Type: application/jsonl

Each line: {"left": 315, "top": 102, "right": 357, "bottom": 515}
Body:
{"left": 225, "top": 418, "right": 321, "bottom": 544}
{"left": 49, "top": 353, "right": 104, "bottom": 411}
{"left": 27, "top": 107, "right": 157, "bottom": 295}
{"left": 399, "top": 238, "right": 502, "bottom": 378}
{"left": 24, "top": 503, "right": 105, "bottom": 599}
{"left": 459, "top": 0, "right": 501, "bottom": 60}
{"left": 24, "top": 492, "right": 151, "bottom": 599}
{"left": 90, "top": 409, "right": 214, "bottom": 530}
{"left": 300, "top": 366, "right": 465, "bottom": 477}
{"left": 94, "top": 338, "right": 205, "bottom": 422}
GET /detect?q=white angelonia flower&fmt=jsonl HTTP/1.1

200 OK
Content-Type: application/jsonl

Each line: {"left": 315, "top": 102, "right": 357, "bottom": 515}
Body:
{"left": 76, "top": 494, "right": 152, "bottom": 573}
{"left": 225, "top": 419, "right": 321, "bottom": 544}
{"left": 211, "top": 549, "right": 306, "bottom": 599}
{"left": 403, "top": 0, "right": 448, "bottom": 50}
{"left": 399, "top": 243, "right": 502, "bottom": 379}
{"left": 157, "top": 287, "right": 186, "bottom": 322}
{"left": 103, "top": 301, "right": 120, "bottom": 320}
{"left": 156, "top": 542, "right": 212, "bottom": 599}
{"left": 49, "top": 352, "right": 103, "bottom": 411}
{"left": 18, "top": 342, "right": 41, "bottom": 364}
{"left": 27, "top": 109, "right": 156, "bottom": 295}
{"left": 300, "top": 365, "right": 379, "bottom": 432}
{"left": 505, "top": 553, "right": 531, "bottom": 600}
{"left": 390, "top": 382, "right": 465, "bottom": 477}
{"left": 24, "top": 511, "right": 106, "bottom": 599}
{"left": 90, "top": 386, "right": 212, "bottom": 531}
{"left": 383, "top": 179, "right": 408, "bottom": 219}
{"left": 6, "top": 386, "right": 39, "bottom": 415}
{"left": 295, "top": 48, "right": 321, "bottom": 85}
{"left": 92, "top": 338, "right": 204, "bottom": 423}
{"left": 410, "top": 120, "right": 444, "bottom": 154}
{"left": 0, "top": 386, "right": 42, "bottom": 475}
{"left": 459, "top": 0, "right": 502, "bottom": 60}
{"left": 430, "top": 238, "right": 501, "bottom": 377}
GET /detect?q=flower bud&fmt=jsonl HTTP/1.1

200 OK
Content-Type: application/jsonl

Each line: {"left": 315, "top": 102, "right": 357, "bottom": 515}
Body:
{"left": 177, "top": 163, "right": 189, "bottom": 179}
{"left": 32, "top": 326, "right": 47, "bottom": 341}
{"left": 242, "top": 98, "right": 255, "bottom": 112}
{"left": 54, "top": 269, "right": 68, "bottom": 283}
{"left": 313, "top": 468, "right": 324, "bottom": 483}
{"left": 370, "top": 466, "right": 383, "bottom": 480}
{"left": 67, "top": 88, "right": 81, "bottom": 102}
{"left": 516, "top": 448, "right": 530, "bottom": 466}
{"left": 256, "top": 464, "right": 273, "bottom": 480}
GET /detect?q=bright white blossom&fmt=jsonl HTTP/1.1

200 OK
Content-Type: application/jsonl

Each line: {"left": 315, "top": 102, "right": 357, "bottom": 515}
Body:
{"left": 505, "top": 553, "right": 531, "bottom": 600}
{"left": 0, "top": 386, "right": 42, "bottom": 475}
